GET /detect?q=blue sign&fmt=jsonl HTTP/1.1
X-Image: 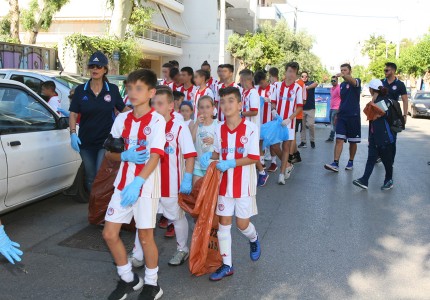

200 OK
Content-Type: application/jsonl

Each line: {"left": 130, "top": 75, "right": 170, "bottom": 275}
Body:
{"left": 315, "top": 87, "right": 331, "bottom": 123}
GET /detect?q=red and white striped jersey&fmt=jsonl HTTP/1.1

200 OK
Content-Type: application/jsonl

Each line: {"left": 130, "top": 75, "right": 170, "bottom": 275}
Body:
{"left": 193, "top": 87, "right": 215, "bottom": 120}
{"left": 160, "top": 79, "right": 172, "bottom": 86}
{"left": 256, "top": 84, "right": 276, "bottom": 124}
{"left": 179, "top": 85, "right": 197, "bottom": 101}
{"left": 111, "top": 109, "right": 166, "bottom": 198}
{"left": 168, "top": 82, "right": 183, "bottom": 92}
{"left": 213, "top": 119, "right": 259, "bottom": 198}
{"left": 270, "top": 81, "right": 304, "bottom": 130}
{"left": 215, "top": 82, "right": 242, "bottom": 122}
{"left": 160, "top": 116, "right": 197, "bottom": 198}
{"left": 206, "top": 77, "right": 218, "bottom": 94}
{"left": 242, "top": 88, "right": 260, "bottom": 129}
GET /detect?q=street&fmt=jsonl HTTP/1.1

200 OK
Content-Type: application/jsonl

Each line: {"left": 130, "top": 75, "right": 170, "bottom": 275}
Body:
{"left": 1, "top": 99, "right": 430, "bottom": 300}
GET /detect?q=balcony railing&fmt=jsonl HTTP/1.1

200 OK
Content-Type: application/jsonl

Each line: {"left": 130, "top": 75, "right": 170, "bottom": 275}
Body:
{"left": 174, "top": 0, "right": 183, "bottom": 3}
{"left": 137, "top": 29, "right": 182, "bottom": 48}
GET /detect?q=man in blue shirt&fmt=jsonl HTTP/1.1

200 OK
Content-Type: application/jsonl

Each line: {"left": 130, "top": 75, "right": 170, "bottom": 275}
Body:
{"left": 299, "top": 71, "right": 318, "bottom": 149}
{"left": 325, "top": 63, "right": 361, "bottom": 172}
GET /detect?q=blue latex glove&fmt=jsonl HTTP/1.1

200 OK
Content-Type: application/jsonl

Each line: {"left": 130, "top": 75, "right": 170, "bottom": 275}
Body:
{"left": 121, "top": 145, "right": 149, "bottom": 164}
{"left": 200, "top": 152, "right": 213, "bottom": 169}
{"left": 57, "top": 108, "right": 70, "bottom": 117}
{"left": 216, "top": 159, "right": 236, "bottom": 172}
{"left": 179, "top": 172, "right": 193, "bottom": 194}
{"left": 120, "top": 176, "right": 145, "bottom": 207}
{"left": 70, "top": 133, "right": 81, "bottom": 153}
{"left": 0, "top": 225, "right": 23, "bottom": 264}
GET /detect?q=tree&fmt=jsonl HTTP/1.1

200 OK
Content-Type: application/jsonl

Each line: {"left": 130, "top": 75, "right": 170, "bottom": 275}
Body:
{"left": 398, "top": 34, "right": 430, "bottom": 76}
{"left": 8, "top": 0, "right": 20, "bottom": 43}
{"left": 21, "top": 0, "right": 69, "bottom": 44}
{"left": 108, "top": 0, "right": 133, "bottom": 39}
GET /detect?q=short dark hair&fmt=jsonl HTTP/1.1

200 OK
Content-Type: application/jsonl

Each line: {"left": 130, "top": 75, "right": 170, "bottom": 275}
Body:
{"left": 162, "top": 62, "right": 174, "bottom": 69}
{"left": 181, "top": 66, "right": 194, "bottom": 76}
{"left": 239, "top": 69, "right": 253, "bottom": 81}
{"left": 155, "top": 85, "right": 174, "bottom": 103}
{"left": 268, "top": 67, "right": 279, "bottom": 77}
{"left": 169, "top": 67, "right": 180, "bottom": 79}
{"left": 385, "top": 62, "right": 397, "bottom": 71}
{"left": 195, "top": 69, "right": 210, "bottom": 81}
{"left": 201, "top": 60, "right": 211, "bottom": 68}
{"left": 340, "top": 63, "right": 352, "bottom": 71}
{"left": 285, "top": 62, "right": 300, "bottom": 73}
{"left": 219, "top": 86, "right": 241, "bottom": 103}
{"left": 180, "top": 100, "right": 193, "bottom": 111}
{"left": 173, "top": 90, "right": 185, "bottom": 100}
{"left": 169, "top": 60, "right": 179, "bottom": 68}
{"left": 222, "top": 64, "right": 234, "bottom": 73}
{"left": 331, "top": 75, "right": 337, "bottom": 79}
{"left": 41, "top": 80, "right": 56, "bottom": 91}
{"left": 217, "top": 64, "right": 224, "bottom": 69}
{"left": 254, "top": 70, "right": 267, "bottom": 85}
{"left": 127, "top": 69, "right": 158, "bottom": 88}
{"left": 301, "top": 71, "right": 309, "bottom": 76}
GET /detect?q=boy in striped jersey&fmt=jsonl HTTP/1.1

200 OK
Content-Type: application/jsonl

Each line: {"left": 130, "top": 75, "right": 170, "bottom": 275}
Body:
{"left": 200, "top": 86, "right": 261, "bottom": 281}
{"left": 103, "top": 69, "right": 166, "bottom": 300}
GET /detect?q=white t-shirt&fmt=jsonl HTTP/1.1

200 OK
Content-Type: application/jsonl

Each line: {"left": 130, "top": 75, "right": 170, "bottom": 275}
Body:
{"left": 194, "top": 120, "right": 218, "bottom": 170}
{"left": 242, "top": 88, "right": 260, "bottom": 130}
{"left": 48, "top": 95, "right": 61, "bottom": 115}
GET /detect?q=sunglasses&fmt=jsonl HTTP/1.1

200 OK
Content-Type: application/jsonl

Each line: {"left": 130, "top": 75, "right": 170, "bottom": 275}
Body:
{"left": 331, "top": 80, "right": 337, "bottom": 83}
{"left": 88, "top": 64, "right": 104, "bottom": 70}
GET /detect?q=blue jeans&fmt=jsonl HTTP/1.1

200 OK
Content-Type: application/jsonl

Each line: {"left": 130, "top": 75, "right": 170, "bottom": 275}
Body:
{"left": 329, "top": 109, "right": 338, "bottom": 139}
{"left": 80, "top": 148, "right": 106, "bottom": 192}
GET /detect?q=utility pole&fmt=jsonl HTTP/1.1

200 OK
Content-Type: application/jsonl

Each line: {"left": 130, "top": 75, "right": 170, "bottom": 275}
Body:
{"left": 219, "top": 0, "right": 226, "bottom": 64}
{"left": 293, "top": 5, "right": 298, "bottom": 34}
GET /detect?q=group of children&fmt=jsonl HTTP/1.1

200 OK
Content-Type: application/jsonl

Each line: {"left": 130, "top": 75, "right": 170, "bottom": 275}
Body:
{"left": 102, "top": 59, "right": 307, "bottom": 299}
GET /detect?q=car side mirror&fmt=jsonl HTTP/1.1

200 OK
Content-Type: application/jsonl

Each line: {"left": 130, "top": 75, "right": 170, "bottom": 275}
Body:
{"left": 57, "top": 117, "right": 69, "bottom": 130}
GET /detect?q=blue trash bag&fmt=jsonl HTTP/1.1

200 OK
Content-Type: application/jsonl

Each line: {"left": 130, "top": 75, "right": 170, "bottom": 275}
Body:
{"left": 260, "top": 115, "right": 290, "bottom": 148}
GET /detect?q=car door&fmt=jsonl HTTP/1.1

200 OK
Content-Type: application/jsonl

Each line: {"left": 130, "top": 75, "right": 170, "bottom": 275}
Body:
{"left": 0, "top": 140, "right": 6, "bottom": 205}
{"left": 0, "top": 83, "right": 80, "bottom": 208}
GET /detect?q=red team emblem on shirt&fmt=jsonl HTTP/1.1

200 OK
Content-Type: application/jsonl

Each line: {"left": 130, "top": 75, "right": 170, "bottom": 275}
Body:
{"left": 107, "top": 207, "right": 114, "bottom": 216}
{"left": 346, "top": 84, "right": 350, "bottom": 89}
{"left": 240, "top": 136, "right": 248, "bottom": 145}
{"left": 104, "top": 94, "right": 112, "bottom": 102}
{"left": 392, "top": 85, "right": 397, "bottom": 90}
{"left": 218, "top": 204, "right": 225, "bottom": 211}
{"left": 144, "top": 126, "right": 151, "bottom": 135}
{"left": 165, "top": 132, "right": 174, "bottom": 142}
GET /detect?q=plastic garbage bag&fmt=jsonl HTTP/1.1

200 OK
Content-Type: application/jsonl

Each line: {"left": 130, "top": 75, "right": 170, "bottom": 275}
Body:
{"left": 260, "top": 115, "right": 290, "bottom": 148}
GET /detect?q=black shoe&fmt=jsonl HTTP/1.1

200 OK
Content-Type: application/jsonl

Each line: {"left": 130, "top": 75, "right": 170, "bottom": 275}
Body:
{"left": 325, "top": 138, "right": 334, "bottom": 142}
{"left": 108, "top": 274, "right": 143, "bottom": 300}
{"left": 138, "top": 284, "right": 163, "bottom": 300}
{"left": 298, "top": 142, "right": 307, "bottom": 148}
{"left": 291, "top": 152, "right": 302, "bottom": 164}
{"left": 310, "top": 142, "right": 315, "bottom": 149}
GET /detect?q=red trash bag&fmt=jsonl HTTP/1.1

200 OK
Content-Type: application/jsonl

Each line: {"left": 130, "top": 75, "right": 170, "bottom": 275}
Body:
{"left": 178, "top": 162, "right": 222, "bottom": 276}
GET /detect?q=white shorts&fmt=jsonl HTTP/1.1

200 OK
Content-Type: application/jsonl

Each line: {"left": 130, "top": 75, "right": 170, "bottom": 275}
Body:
{"left": 105, "top": 189, "right": 159, "bottom": 229}
{"left": 285, "top": 128, "right": 295, "bottom": 141}
{"left": 216, "top": 196, "right": 258, "bottom": 219}
{"left": 158, "top": 197, "right": 185, "bottom": 221}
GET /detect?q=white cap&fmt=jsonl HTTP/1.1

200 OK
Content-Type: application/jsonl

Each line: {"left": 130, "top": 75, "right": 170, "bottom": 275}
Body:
{"left": 368, "top": 79, "right": 383, "bottom": 90}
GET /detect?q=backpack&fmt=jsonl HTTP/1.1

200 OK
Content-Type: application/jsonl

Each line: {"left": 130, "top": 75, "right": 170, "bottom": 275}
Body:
{"left": 386, "top": 99, "right": 405, "bottom": 133}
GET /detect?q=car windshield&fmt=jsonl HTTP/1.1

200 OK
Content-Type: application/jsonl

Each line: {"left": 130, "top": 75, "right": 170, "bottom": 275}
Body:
{"left": 415, "top": 93, "right": 430, "bottom": 100}
{"left": 53, "top": 76, "right": 84, "bottom": 89}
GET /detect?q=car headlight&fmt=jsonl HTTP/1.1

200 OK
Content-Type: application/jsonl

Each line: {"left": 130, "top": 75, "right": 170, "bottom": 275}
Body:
{"left": 415, "top": 103, "right": 426, "bottom": 108}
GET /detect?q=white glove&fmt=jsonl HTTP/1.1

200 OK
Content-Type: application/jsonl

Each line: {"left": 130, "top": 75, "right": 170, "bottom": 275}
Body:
{"left": 271, "top": 109, "right": 278, "bottom": 119}
{"left": 282, "top": 118, "right": 292, "bottom": 127}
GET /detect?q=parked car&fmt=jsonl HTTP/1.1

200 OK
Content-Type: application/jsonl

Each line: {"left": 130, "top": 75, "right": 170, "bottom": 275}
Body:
{"left": 0, "top": 69, "right": 85, "bottom": 111}
{"left": 0, "top": 79, "right": 86, "bottom": 214}
{"left": 408, "top": 91, "right": 430, "bottom": 118}
{"left": 361, "top": 84, "right": 371, "bottom": 97}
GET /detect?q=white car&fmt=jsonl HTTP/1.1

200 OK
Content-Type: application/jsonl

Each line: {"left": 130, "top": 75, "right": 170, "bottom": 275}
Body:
{"left": 0, "top": 69, "right": 84, "bottom": 111}
{"left": 0, "top": 79, "right": 85, "bottom": 214}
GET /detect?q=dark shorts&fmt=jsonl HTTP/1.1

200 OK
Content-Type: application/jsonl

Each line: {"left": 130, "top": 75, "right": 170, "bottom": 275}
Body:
{"left": 295, "top": 119, "right": 302, "bottom": 133}
{"left": 336, "top": 116, "right": 361, "bottom": 143}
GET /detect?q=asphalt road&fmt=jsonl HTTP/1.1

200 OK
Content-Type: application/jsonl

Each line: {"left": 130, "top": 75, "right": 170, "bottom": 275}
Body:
{"left": 1, "top": 98, "right": 430, "bottom": 300}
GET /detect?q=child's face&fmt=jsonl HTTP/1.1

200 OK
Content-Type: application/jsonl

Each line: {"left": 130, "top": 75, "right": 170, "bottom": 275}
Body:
{"left": 194, "top": 73, "right": 204, "bottom": 86}
{"left": 198, "top": 99, "right": 214, "bottom": 119}
{"left": 222, "top": 68, "right": 232, "bottom": 81}
{"left": 41, "top": 86, "right": 54, "bottom": 97}
{"left": 285, "top": 67, "right": 298, "bottom": 82}
{"left": 153, "top": 94, "right": 174, "bottom": 117}
{"left": 172, "top": 74, "right": 180, "bottom": 84}
{"left": 240, "top": 76, "right": 252, "bottom": 88}
{"left": 220, "top": 94, "right": 241, "bottom": 118}
{"left": 180, "top": 71, "right": 191, "bottom": 84}
{"left": 180, "top": 105, "right": 193, "bottom": 120}
{"left": 162, "top": 67, "right": 170, "bottom": 80}
{"left": 258, "top": 79, "right": 269, "bottom": 89}
{"left": 126, "top": 81, "right": 155, "bottom": 107}
{"left": 174, "top": 96, "right": 184, "bottom": 111}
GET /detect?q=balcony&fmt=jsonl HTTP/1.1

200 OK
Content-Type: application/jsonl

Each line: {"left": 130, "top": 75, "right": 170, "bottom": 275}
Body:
{"left": 136, "top": 28, "right": 183, "bottom": 57}
{"left": 138, "top": 29, "right": 182, "bottom": 48}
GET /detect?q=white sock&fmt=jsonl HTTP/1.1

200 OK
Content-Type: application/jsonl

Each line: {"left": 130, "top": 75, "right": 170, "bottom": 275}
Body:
{"left": 144, "top": 266, "right": 159, "bottom": 286}
{"left": 260, "top": 156, "right": 265, "bottom": 164}
{"left": 218, "top": 224, "right": 232, "bottom": 267}
{"left": 259, "top": 170, "right": 266, "bottom": 175}
{"left": 240, "top": 223, "right": 258, "bottom": 242}
{"left": 117, "top": 262, "right": 134, "bottom": 283}
{"left": 132, "top": 230, "right": 144, "bottom": 261}
{"left": 271, "top": 156, "right": 277, "bottom": 164}
{"left": 173, "top": 217, "right": 189, "bottom": 252}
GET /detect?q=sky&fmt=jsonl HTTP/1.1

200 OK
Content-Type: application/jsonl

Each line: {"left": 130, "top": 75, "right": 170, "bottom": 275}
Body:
{"left": 277, "top": 0, "right": 430, "bottom": 74}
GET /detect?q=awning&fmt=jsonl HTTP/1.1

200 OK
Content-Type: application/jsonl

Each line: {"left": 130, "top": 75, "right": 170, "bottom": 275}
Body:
{"left": 141, "top": 1, "right": 169, "bottom": 30}
{"left": 159, "top": 5, "right": 189, "bottom": 37}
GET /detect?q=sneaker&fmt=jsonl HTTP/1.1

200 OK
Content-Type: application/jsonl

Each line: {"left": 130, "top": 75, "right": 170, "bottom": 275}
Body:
{"left": 158, "top": 216, "right": 168, "bottom": 229}
{"left": 376, "top": 157, "right": 382, "bottom": 164}
{"left": 267, "top": 163, "right": 278, "bottom": 172}
{"left": 278, "top": 173, "right": 286, "bottom": 185}
{"left": 164, "top": 224, "right": 175, "bottom": 238}
{"left": 168, "top": 250, "right": 189, "bottom": 266}
{"left": 249, "top": 237, "right": 261, "bottom": 261}
{"left": 310, "top": 141, "right": 315, "bottom": 149}
{"left": 324, "top": 162, "right": 339, "bottom": 172}
{"left": 345, "top": 161, "right": 354, "bottom": 170}
{"left": 298, "top": 142, "right": 307, "bottom": 148}
{"left": 128, "top": 253, "right": 145, "bottom": 269}
{"left": 291, "top": 152, "right": 302, "bottom": 164}
{"left": 108, "top": 273, "right": 143, "bottom": 300}
{"left": 257, "top": 172, "right": 269, "bottom": 187}
{"left": 325, "top": 138, "right": 334, "bottom": 142}
{"left": 381, "top": 180, "right": 394, "bottom": 190}
{"left": 138, "top": 284, "right": 163, "bottom": 300}
{"left": 209, "top": 264, "right": 234, "bottom": 281}
{"left": 353, "top": 179, "right": 368, "bottom": 190}
{"left": 284, "top": 164, "right": 294, "bottom": 179}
